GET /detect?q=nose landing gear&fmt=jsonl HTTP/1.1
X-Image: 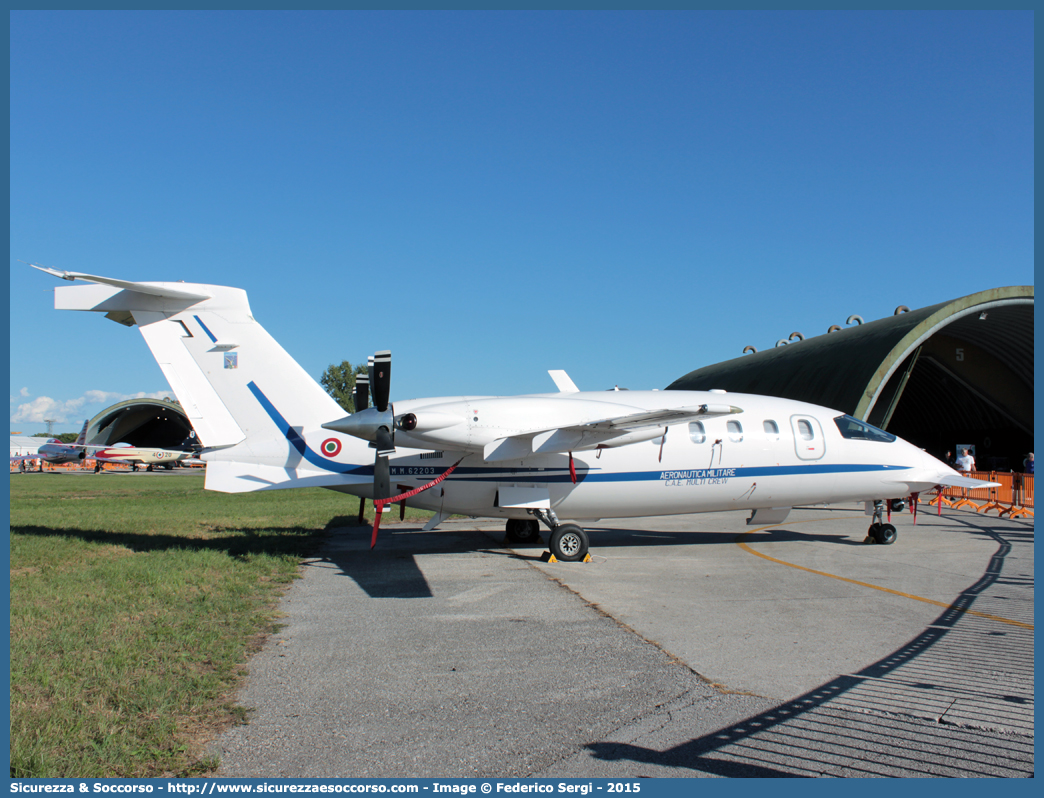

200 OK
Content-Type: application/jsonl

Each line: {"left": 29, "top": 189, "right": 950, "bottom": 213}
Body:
{"left": 866, "top": 499, "right": 898, "bottom": 545}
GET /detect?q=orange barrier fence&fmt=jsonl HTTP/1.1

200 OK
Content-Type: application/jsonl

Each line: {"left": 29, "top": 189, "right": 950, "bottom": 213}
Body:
{"left": 927, "top": 471, "right": 1033, "bottom": 518}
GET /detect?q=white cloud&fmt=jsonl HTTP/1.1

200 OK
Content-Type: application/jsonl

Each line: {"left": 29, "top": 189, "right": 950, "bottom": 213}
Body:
{"left": 82, "top": 390, "right": 128, "bottom": 405}
{"left": 10, "top": 390, "right": 174, "bottom": 424}
{"left": 19, "top": 387, "right": 30, "bottom": 397}
{"left": 11, "top": 396, "right": 81, "bottom": 424}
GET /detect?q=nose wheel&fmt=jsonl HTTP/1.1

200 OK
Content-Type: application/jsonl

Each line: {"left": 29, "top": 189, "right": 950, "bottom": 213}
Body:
{"left": 868, "top": 523, "right": 897, "bottom": 544}
{"left": 866, "top": 500, "right": 898, "bottom": 545}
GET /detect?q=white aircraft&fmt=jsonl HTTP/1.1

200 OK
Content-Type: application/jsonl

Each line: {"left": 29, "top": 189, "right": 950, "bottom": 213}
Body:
{"left": 33, "top": 265, "right": 995, "bottom": 561}
{"left": 10, "top": 420, "right": 92, "bottom": 468}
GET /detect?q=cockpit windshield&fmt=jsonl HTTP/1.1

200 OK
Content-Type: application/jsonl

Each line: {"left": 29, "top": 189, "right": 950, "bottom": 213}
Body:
{"left": 833, "top": 414, "right": 896, "bottom": 443}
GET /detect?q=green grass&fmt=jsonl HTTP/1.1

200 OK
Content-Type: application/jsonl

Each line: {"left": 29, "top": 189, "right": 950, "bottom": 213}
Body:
{"left": 9, "top": 473, "right": 416, "bottom": 778}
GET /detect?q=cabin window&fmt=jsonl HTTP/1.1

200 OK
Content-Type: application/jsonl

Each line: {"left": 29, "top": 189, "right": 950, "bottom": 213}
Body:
{"left": 797, "top": 419, "right": 814, "bottom": 441}
{"left": 727, "top": 420, "right": 744, "bottom": 442}
{"left": 688, "top": 421, "right": 706, "bottom": 444}
{"left": 763, "top": 420, "right": 779, "bottom": 438}
{"left": 833, "top": 414, "right": 896, "bottom": 443}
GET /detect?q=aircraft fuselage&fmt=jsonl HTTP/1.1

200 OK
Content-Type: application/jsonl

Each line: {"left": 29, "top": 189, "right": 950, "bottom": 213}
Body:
{"left": 218, "top": 388, "right": 946, "bottom": 521}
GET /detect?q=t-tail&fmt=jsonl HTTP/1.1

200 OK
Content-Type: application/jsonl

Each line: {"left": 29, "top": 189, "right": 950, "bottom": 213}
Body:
{"left": 35, "top": 266, "right": 373, "bottom": 493}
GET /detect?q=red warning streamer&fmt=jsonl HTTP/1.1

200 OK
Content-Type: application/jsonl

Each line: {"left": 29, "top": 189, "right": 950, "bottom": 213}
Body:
{"left": 371, "top": 457, "right": 465, "bottom": 548}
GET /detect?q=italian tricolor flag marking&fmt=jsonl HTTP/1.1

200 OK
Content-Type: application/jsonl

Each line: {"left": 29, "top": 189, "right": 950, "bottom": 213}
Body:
{"left": 321, "top": 438, "right": 342, "bottom": 457}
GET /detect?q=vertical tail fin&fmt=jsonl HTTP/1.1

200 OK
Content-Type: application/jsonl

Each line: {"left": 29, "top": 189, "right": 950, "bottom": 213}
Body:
{"left": 45, "top": 271, "right": 370, "bottom": 492}
{"left": 74, "top": 419, "right": 89, "bottom": 446}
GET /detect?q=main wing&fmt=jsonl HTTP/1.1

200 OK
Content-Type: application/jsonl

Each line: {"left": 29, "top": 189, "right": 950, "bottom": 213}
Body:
{"left": 482, "top": 402, "right": 741, "bottom": 462}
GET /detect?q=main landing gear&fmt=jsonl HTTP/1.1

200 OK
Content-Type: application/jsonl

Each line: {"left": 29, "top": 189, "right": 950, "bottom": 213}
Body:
{"left": 866, "top": 499, "right": 897, "bottom": 545}
{"left": 514, "top": 509, "right": 590, "bottom": 562}
{"left": 505, "top": 518, "right": 541, "bottom": 544}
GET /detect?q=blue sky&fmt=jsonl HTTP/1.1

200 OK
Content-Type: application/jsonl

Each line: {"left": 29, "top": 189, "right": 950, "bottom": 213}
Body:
{"left": 10, "top": 10, "right": 1034, "bottom": 436}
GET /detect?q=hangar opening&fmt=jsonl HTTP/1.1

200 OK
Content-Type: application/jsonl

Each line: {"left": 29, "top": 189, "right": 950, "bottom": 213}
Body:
{"left": 86, "top": 398, "right": 199, "bottom": 449}
{"left": 666, "top": 286, "right": 1033, "bottom": 471}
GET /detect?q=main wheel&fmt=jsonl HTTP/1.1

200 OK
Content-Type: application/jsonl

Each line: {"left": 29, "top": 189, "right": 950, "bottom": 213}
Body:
{"left": 873, "top": 523, "right": 897, "bottom": 545}
{"left": 505, "top": 518, "right": 540, "bottom": 544}
{"left": 549, "top": 524, "right": 589, "bottom": 562}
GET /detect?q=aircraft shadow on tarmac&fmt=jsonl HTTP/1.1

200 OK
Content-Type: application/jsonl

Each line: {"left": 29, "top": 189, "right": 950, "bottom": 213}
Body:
{"left": 314, "top": 518, "right": 882, "bottom": 600}
{"left": 311, "top": 520, "right": 501, "bottom": 599}
{"left": 311, "top": 509, "right": 934, "bottom": 599}
{"left": 319, "top": 505, "right": 1038, "bottom": 601}
{"left": 584, "top": 520, "right": 1035, "bottom": 777}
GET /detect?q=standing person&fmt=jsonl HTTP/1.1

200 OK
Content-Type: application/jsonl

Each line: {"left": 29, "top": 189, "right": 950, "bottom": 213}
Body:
{"left": 1023, "top": 452, "right": 1034, "bottom": 474}
{"left": 944, "top": 450, "right": 956, "bottom": 468}
{"left": 956, "top": 448, "right": 975, "bottom": 472}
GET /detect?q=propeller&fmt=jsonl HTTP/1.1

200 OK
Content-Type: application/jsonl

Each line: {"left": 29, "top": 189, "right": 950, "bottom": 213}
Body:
{"left": 353, "top": 372, "right": 369, "bottom": 412}
{"left": 322, "top": 350, "right": 395, "bottom": 501}
{"left": 371, "top": 351, "right": 391, "bottom": 413}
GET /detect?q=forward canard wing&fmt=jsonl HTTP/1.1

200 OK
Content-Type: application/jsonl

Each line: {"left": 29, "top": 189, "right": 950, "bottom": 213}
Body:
{"left": 882, "top": 472, "right": 1002, "bottom": 492}
{"left": 929, "top": 473, "right": 1002, "bottom": 490}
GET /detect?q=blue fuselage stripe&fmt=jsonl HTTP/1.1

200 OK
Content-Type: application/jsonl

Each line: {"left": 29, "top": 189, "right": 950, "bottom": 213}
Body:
{"left": 248, "top": 382, "right": 370, "bottom": 476}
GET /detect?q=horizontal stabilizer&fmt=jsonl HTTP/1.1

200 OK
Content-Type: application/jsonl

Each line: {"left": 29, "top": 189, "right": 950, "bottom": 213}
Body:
{"left": 31, "top": 264, "right": 212, "bottom": 301}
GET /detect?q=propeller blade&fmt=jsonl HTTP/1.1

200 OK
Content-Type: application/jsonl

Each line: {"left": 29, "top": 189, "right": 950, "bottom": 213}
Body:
{"left": 374, "top": 453, "right": 391, "bottom": 501}
{"left": 372, "top": 350, "right": 391, "bottom": 413}
{"left": 354, "top": 373, "right": 369, "bottom": 412}
{"left": 374, "top": 426, "right": 394, "bottom": 500}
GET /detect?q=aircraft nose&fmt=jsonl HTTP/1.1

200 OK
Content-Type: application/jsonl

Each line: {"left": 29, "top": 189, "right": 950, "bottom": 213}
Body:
{"left": 910, "top": 446, "right": 952, "bottom": 489}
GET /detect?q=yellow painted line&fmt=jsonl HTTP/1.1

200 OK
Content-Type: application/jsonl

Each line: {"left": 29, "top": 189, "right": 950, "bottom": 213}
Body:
{"left": 738, "top": 519, "right": 1033, "bottom": 630}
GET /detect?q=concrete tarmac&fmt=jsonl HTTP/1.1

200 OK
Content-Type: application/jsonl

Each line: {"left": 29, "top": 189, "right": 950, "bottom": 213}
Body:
{"left": 212, "top": 504, "right": 1033, "bottom": 778}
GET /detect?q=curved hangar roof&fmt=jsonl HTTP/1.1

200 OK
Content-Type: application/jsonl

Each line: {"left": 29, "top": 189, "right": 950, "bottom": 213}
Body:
{"left": 667, "top": 286, "right": 1033, "bottom": 464}
{"left": 86, "top": 397, "right": 197, "bottom": 449}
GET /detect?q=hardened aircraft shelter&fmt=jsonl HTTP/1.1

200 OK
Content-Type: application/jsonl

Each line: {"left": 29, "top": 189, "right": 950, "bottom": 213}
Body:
{"left": 667, "top": 286, "right": 1033, "bottom": 470}
{"left": 85, "top": 397, "right": 197, "bottom": 449}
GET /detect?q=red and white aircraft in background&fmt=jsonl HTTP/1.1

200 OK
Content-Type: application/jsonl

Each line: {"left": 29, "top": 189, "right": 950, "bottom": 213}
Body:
{"left": 92, "top": 442, "right": 195, "bottom": 471}
{"left": 35, "top": 265, "right": 996, "bottom": 561}
{"left": 11, "top": 418, "right": 198, "bottom": 472}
